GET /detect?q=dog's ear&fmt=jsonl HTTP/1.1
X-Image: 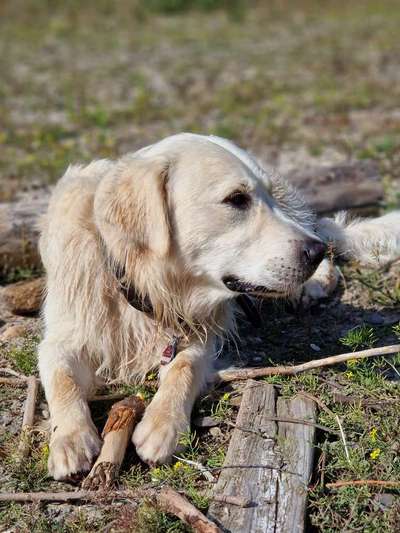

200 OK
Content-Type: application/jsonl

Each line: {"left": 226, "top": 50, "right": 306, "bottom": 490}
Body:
{"left": 94, "top": 155, "right": 170, "bottom": 258}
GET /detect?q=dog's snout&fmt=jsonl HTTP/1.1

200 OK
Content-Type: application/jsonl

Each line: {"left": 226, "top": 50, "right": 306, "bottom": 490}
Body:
{"left": 302, "top": 239, "right": 326, "bottom": 267}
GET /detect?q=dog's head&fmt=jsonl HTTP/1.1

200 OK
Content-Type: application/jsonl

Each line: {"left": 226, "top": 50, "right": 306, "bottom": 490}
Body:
{"left": 95, "top": 134, "right": 325, "bottom": 305}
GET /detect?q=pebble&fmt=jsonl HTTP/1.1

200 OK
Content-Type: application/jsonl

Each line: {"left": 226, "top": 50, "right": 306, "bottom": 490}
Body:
{"left": 310, "top": 343, "right": 321, "bottom": 352}
{"left": 209, "top": 427, "right": 222, "bottom": 438}
{"left": 365, "top": 312, "right": 385, "bottom": 325}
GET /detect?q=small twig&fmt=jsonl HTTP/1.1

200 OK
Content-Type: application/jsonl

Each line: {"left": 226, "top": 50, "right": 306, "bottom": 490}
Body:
{"left": 326, "top": 480, "right": 400, "bottom": 490}
{"left": 227, "top": 417, "right": 339, "bottom": 436}
{"left": 382, "top": 357, "right": 400, "bottom": 380}
{"left": 17, "top": 375, "right": 39, "bottom": 458}
{"left": 172, "top": 455, "right": 216, "bottom": 483}
{"left": 212, "top": 494, "right": 252, "bottom": 507}
{"left": 89, "top": 392, "right": 128, "bottom": 402}
{"left": 335, "top": 414, "right": 350, "bottom": 463}
{"left": 0, "top": 376, "right": 28, "bottom": 387}
{"left": 0, "top": 367, "right": 26, "bottom": 379}
{"left": 217, "top": 344, "right": 400, "bottom": 382}
{"left": 209, "top": 464, "right": 301, "bottom": 477}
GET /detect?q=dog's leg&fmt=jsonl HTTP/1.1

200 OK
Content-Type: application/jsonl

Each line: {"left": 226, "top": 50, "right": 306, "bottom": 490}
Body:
{"left": 132, "top": 342, "right": 211, "bottom": 465}
{"left": 39, "top": 341, "right": 101, "bottom": 480}
{"left": 293, "top": 258, "right": 340, "bottom": 308}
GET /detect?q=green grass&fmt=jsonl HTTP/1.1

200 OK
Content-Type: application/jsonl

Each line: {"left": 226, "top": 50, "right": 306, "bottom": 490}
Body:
{"left": 339, "top": 325, "right": 378, "bottom": 351}
{"left": 7, "top": 336, "right": 39, "bottom": 375}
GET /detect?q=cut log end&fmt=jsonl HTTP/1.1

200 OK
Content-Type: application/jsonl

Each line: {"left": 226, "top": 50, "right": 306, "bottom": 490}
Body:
{"left": 102, "top": 395, "right": 145, "bottom": 437}
{"left": 81, "top": 461, "right": 119, "bottom": 491}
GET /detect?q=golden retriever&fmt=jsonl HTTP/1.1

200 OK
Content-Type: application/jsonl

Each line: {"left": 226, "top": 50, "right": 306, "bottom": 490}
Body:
{"left": 38, "top": 133, "right": 400, "bottom": 479}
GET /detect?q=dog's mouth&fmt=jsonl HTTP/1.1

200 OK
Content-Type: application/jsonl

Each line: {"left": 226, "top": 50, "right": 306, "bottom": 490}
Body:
{"left": 222, "top": 276, "right": 280, "bottom": 297}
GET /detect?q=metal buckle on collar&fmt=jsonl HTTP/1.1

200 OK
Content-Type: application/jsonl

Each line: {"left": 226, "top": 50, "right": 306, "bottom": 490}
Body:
{"left": 161, "top": 335, "right": 181, "bottom": 366}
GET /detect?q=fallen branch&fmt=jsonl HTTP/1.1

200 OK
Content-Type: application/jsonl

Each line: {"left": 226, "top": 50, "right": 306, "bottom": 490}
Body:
{"left": 17, "top": 375, "right": 39, "bottom": 458}
{"left": 217, "top": 344, "right": 400, "bottom": 382}
{"left": 0, "top": 375, "right": 40, "bottom": 387}
{"left": 82, "top": 395, "right": 145, "bottom": 490}
{"left": 0, "top": 376, "right": 27, "bottom": 387}
{"left": 0, "top": 367, "right": 26, "bottom": 379}
{"left": 326, "top": 480, "right": 400, "bottom": 490}
{"left": 153, "top": 486, "right": 221, "bottom": 533}
{"left": 0, "top": 487, "right": 221, "bottom": 533}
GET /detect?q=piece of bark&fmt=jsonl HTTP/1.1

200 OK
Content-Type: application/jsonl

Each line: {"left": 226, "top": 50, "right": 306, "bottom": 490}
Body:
{"left": 82, "top": 395, "right": 145, "bottom": 490}
{"left": 17, "top": 375, "right": 39, "bottom": 458}
{"left": 1, "top": 277, "right": 45, "bottom": 316}
{"left": 207, "top": 380, "right": 316, "bottom": 533}
{"left": 0, "top": 191, "right": 50, "bottom": 275}
{"left": 287, "top": 160, "right": 383, "bottom": 215}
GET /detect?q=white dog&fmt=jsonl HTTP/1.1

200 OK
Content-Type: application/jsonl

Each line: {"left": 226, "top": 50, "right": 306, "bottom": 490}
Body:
{"left": 38, "top": 133, "right": 400, "bottom": 480}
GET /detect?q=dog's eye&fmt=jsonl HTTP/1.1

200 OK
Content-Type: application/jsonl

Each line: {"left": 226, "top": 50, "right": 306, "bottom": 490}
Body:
{"left": 223, "top": 191, "right": 251, "bottom": 210}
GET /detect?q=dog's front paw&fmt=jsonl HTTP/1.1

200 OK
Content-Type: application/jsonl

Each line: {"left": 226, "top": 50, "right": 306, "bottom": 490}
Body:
{"left": 48, "top": 424, "right": 101, "bottom": 480}
{"left": 132, "top": 408, "right": 189, "bottom": 465}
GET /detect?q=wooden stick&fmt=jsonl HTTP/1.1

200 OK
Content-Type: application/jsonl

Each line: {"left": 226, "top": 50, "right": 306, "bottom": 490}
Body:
{"left": 17, "top": 375, "right": 39, "bottom": 458}
{"left": 0, "top": 487, "right": 221, "bottom": 533}
{"left": 0, "top": 376, "right": 28, "bottom": 387}
{"left": 217, "top": 344, "right": 400, "bottom": 382}
{"left": 0, "top": 376, "right": 40, "bottom": 387}
{"left": 326, "top": 480, "right": 400, "bottom": 490}
{"left": 0, "top": 367, "right": 26, "bottom": 379}
{"left": 82, "top": 395, "right": 145, "bottom": 490}
{"left": 154, "top": 486, "right": 221, "bottom": 533}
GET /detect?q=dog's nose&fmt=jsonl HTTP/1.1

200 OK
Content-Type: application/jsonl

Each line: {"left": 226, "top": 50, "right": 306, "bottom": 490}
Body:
{"left": 302, "top": 239, "right": 326, "bottom": 267}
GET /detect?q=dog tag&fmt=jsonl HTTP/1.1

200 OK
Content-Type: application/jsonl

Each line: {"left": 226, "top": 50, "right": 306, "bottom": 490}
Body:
{"left": 160, "top": 335, "right": 180, "bottom": 366}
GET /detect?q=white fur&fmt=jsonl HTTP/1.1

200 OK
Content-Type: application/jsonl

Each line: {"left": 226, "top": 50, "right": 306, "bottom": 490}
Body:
{"left": 38, "top": 133, "right": 400, "bottom": 479}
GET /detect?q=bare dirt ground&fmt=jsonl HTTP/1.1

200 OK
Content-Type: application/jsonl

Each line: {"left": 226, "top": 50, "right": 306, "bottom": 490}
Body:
{"left": 0, "top": 1, "right": 400, "bottom": 531}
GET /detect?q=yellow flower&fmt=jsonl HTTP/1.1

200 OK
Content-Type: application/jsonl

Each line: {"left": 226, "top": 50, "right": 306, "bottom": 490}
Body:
{"left": 346, "top": 359, "right": 358, "bottom": 369}
{"left": 173, "top": 461, "right": 183, "bottom": 470}
{"left": 344, "top": 371, "right": 354, "bottom": 379}
{"left": 369, "top": 428, "right": 378, "bottom": 443}
{"left": 370, "top": 448, "right": 381, "bottom": 460}
{"left": 222, "top": 392, "right": 230, "bottom": 401}
{"left": 41, "top": 443, "right": 49, "bottom": 459}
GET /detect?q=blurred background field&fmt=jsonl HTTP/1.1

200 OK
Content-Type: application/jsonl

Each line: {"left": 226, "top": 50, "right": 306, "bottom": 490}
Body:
{"left": 1, "top": 0, "right": 400, "bottom": 205}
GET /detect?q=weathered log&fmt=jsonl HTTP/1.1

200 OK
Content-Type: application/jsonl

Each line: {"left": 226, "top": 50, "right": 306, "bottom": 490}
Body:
{"left": 287, "top": 160, "right": 383, "bottom": 215}
{"left": 0, "top": 190, "right": 50, "bottom": 275}
{"left": 0, "top": 161, "right": 383, "bottom": 274}
{"left": 82, "top": 395, "right": 145, "bottom": 490}
{"left": 207, "top": 380, "right": 316, "bottom": 533}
